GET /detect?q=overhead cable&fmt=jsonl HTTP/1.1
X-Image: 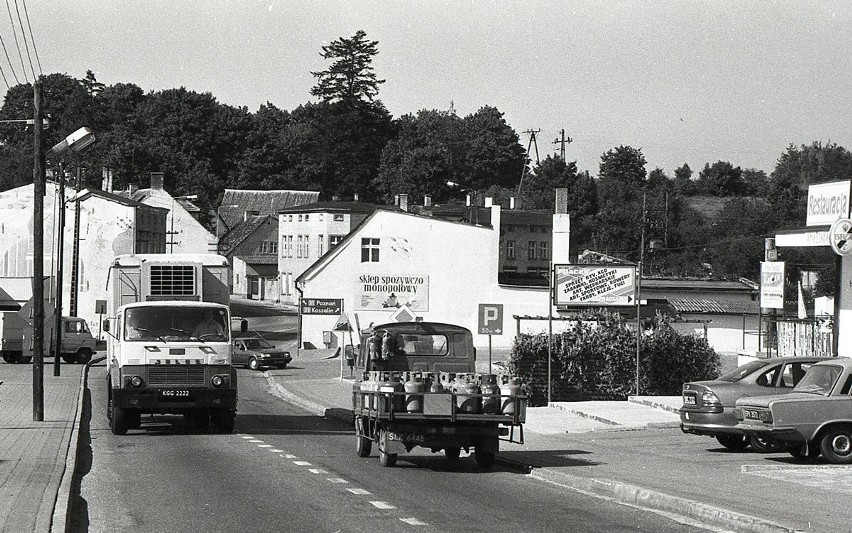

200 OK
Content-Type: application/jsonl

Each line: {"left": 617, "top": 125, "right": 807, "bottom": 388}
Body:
{"left": 19, "top": 0, "right": 40, "bottom": 75}
{"left": 5, "top": 0, "right": 27, "bottom": 83}
{"left": 13, "top": 0, "right": 35, "bottom": 79}
{"left": 0, "top": 31, "right": 18, "bottom": 84}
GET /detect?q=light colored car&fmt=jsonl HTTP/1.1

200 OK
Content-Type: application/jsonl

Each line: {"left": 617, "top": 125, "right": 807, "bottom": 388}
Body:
{"left": 734, "top": 358, "right": 852, "bottom": 463}
{"left": 680, "top": 356, "right": 830, "bottom": 451}
{"left": 233, "top": 336, "right": 292, "bottom": 371}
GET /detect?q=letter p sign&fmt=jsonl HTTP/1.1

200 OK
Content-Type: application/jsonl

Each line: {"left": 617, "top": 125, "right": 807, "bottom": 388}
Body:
{"left": 478, "top": 304, "right": 504, "bottom": 335}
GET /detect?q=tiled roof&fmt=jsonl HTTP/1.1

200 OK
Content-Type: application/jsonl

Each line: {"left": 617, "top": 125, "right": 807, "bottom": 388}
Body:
{"left": 219, "top": 189, "right": 318, "bottom": 234}
{"left": 218, "top": 215, "right": 270, "bottom": 256}
{"left": 277, "top": 200, "right": 382, "bottom": 215}
{"left": 642, "top": 278, "right": 758, "bottom": 292}
{"left": 669, "top": 297, "right": 760, "bottom": 315}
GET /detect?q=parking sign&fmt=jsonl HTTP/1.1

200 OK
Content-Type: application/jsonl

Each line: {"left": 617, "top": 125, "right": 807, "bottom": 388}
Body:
{"left": 478, "top": 304, "right": 503, "bottom": 335}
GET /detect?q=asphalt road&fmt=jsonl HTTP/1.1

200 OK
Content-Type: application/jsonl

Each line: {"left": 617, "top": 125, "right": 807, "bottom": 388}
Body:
{"left": 71, "top": 364, "right": 708, "bottom": 533}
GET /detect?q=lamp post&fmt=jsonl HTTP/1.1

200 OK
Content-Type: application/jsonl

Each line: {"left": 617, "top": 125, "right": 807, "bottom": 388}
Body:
{"left": 50, "top": 127, "right": 95, "bottom": 377}
{"left": 446, "top": 181, "right": 479, "bottom": 225}
{"left": 169, "top": 195, "right": 198, "bottom": 253}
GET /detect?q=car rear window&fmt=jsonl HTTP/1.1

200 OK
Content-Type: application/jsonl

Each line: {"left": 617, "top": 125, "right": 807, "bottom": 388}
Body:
{"left": 716, "top": 360, "right": 769, "bottom": 382}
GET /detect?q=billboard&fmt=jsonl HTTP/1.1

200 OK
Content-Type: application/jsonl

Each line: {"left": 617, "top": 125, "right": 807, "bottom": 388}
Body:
{"left": 355, "top": 273, "right": 429, "bottom": 311}
{"left": 554, "top": 264, "right": 636, "bottom": 307}
{"left": 760, "top": 261, "right": 784, "bottom": 309}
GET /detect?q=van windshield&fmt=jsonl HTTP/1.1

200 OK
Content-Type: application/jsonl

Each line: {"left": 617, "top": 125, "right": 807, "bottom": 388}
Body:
{"left": 124, "top": 307, "right": 228, "bottom": 342}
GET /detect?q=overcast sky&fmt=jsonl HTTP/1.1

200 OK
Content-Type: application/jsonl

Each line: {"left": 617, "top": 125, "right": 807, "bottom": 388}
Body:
{"left": 16, "top": 1, "right": 852, "bottom": 178}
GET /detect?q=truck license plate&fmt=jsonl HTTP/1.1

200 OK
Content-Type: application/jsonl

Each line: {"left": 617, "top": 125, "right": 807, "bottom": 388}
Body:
{"left": 743, "top": 409, "right": 760, "bottom": 420}
{"left": 388, "top": 432, "right": 424, "bottom": 443}
{"left": 160, "top": 390, "right": 192, "bottom": 400}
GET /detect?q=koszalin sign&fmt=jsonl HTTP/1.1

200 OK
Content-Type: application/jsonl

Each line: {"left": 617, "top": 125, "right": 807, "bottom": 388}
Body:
{"left": 554, "top": 264, "right": 636, "bottom": 306}
{"left": 760, "top": 261, "right": 785, "bottom": 309}
{"left": 301, "top": 298, "right": 343, "bottom": 315}
{"left": 806, "top": 180, "right": 850, "bottom": 227}
{"left": 829, "top": 217, "right": 852, "bottom": 256}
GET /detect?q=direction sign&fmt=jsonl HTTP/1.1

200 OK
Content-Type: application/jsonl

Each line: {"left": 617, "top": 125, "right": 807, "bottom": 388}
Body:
{"left": 829, "top": 217, "right": 852, "bottom": 256}
{"left": 300, "top": 298, "right": 343, "bottom": 315}
{"left": 478, "top": 304, "right": 503, "bottom": 335}
{"left": 553, "top": 265, "right": 636, "bottom": 307}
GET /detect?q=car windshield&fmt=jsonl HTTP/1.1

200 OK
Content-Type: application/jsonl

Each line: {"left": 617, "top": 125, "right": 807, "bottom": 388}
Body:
{"left": 716, "top": 360, "right": 770, "bottom": 382}
{"left": 124, "top": 306, "right": 228, "bottom": 342}
{"left": 794, "top": 365, "right": 843, "bottom": 395}
{"left": 243, "top": 339, "right": 273, "bottom": 350}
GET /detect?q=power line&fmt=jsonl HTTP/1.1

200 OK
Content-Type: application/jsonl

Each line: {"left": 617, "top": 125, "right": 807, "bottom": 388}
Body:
{"left": 0, "top": 29, "right": 19, "bottom": 84}
{"left": 5, "top": 0, "right": 27, "bottom": 83}
{"left": 14, "top": 0, "right": 35, "bottom": 79}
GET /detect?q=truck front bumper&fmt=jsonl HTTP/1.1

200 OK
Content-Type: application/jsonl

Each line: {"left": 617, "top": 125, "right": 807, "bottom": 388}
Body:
{"left": 113, "top": 387, "right": 237, "bottom": 414}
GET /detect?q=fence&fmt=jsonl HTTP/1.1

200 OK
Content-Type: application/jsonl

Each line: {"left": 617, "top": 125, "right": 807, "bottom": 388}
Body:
{"left": 775, "top": 318, "right": 833, "bottom": 357}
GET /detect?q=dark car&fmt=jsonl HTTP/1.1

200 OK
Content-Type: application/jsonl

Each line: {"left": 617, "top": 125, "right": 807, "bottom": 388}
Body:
{"left": 233, "top": 337, "right": 292, "bottom": 371}
{"left": 680, "top": 356, "right": 831, "bottom": 451}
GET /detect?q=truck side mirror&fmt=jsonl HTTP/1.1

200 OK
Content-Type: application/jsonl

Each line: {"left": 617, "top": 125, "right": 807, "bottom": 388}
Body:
{"left": 345, "top": 345, "right": 355, "bottom": 367}
{"left": 102, "top": 320, "right": 110, "bottom": 333}
{"left": 240, "top": 319, "right": 248, "bottom": 333}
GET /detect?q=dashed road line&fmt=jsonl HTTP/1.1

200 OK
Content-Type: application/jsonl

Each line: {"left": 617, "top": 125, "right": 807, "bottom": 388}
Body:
{"left": 258, "top": 444, "right": 272, "bottom": 448}
{"left": 283, "top": 454, "right": 297, "bottom": 459}
{"left": 400, "top": 517, "right": 428, "bottom": 526}
{"left": 293, "top": 460, "right": 312, "bottom": 466}
{"left": 327, "top": 478, "right": 348, "bottom": 484}
{"left": 348, "top": 488, "right": 371, "bottom": 495}
{"left": 269, "top": 448, "right": 284, "bottom": 452}
{"left": 308, "top": 468, "right": 329, "bottom": 474}
{"left": 369, "top": 501, "right": 396, "bottom": 510}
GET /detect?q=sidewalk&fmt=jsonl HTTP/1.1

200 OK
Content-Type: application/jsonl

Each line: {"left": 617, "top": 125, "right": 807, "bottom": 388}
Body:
{"left": 266, "top": 362, "right": 847, "bottom": 533}
{"left": 0, "top": 362, "right": 85, "bottom": 533}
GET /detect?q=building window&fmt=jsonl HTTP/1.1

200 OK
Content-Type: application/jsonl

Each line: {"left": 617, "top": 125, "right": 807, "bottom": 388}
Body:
{"left": 330, "top": 235, "right": 345, "bottom": 249}
{"left": 528, "top": 241, "right": 537, "bottom": 260}
{"left": 530, "top": 226, "right": 536, "bottom": 233}
{"left": 305, "top": 214, "right": 309, "bottom": 222}
{"left": 333, "top": 214, "right": 344, "bottom": 222}
{"left": 288, "top": 215, "right": 293, "bottom": 222}
{"left": 319, "top": 214, "right": 324, "bottom": 221}
{"left": 318, "top": 235, "right": 324, "bottom": 256}
{"left": 260, "top": 241, "right": 268, "bottom": 254}
{"left": 296, "top": 236, "right": 303, "bottom": 258}
{"left": 270, "top": 240, "right": 278, "bottom": 254}
{"left": 361, "top": 238, "right": 380, "bottom": 262}
{"left": 539, "top": 241, "right": 550, "bottom": 260}
{"left": 280, "top": 236, "right": 285, "bottom": 257}
{"left": 298, "top": 214, "right": 303, "bottom": 222}
{"left": 507, "top": 240, "right": 516, "bottom": 260}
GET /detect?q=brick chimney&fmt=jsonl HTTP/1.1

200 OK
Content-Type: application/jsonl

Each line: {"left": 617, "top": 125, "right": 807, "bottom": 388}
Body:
{"left": 101, "top": 167, "right": 113, "bottom": 193}
{"left": 353, "top": 193, "right": 360, "bottom": 202}
{"left": 399, "top": 193, "right": 409, "bottom": 212}
{"left": 424, "top": 195, "right": 432, "bottom": 207}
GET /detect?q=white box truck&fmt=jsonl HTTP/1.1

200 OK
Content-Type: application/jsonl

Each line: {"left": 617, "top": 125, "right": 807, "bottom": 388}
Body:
{"left": 103, "top": 254, "right": 242, "bottom": 435}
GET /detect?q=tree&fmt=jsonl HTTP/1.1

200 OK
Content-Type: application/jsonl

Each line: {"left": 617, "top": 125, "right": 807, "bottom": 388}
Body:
{"left": 709, "top": 198, "right": 776, "bottom": 278}
{"left": 673, "top": 163, "right": 696, "bottom": 196}
{"left": 696, "top": 161, "right": 745, "bottom": 197}
{"left": 742, "top": 168, "right": 769, "bottom": 197}
{"left": 460, "top": 106, "right": 527, "bottom": 192}
{"left": 310, "top": 30, "right": 385, "bottom": 105}
{"left": 647, "top": 167, "right": 669, "bottom": 191}
{"left": 593, "top": 146, "right": 647, "bottom": 258}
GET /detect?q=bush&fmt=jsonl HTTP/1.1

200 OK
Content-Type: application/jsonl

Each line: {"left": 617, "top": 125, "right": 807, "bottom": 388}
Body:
{"left": 510, "top": 310, "right": 719, "bottom": 406}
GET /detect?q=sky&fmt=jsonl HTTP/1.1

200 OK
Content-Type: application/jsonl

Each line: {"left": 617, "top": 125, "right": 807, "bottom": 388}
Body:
{"left": 12, "top": 1, "right": 852, "bottom": 178}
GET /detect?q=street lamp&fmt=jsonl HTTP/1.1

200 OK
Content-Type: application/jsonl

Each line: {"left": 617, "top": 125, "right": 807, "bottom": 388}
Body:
{"left": 446, "top": 180, "right": 479, "bottom": 225}
{"left": 169, "top": 194, "right": 198, "bottom": 253}
{"left": 50, "top": 127, "right": 96, "bottom": 377}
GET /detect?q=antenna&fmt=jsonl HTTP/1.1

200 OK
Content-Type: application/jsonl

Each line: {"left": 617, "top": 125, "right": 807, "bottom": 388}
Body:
{"left": 552, "top": 129, "right": 572, "bottom": 160}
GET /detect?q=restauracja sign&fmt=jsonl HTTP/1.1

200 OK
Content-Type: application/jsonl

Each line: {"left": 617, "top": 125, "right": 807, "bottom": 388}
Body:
{"left": 807, "top": 180, "right": 851, "bottom": 227}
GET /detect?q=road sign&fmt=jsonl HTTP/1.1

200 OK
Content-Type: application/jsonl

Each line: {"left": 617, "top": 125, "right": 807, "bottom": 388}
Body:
{"left": 553, "top": 265, "right": 636, "bottom": 307}
{"left": 760, "top": 261, "right": 784, "bottom": 309}
{"left": 478, "top": 304, "right": 504, "bottom": 335}
{"left": 829, "top": 217, "right": 852, "bottom": 256}
{"left": 95, "top": 300, "right": 107, "bottom": 314}
{"left": 300, "top": 298, "right": 343, "bottom": 315}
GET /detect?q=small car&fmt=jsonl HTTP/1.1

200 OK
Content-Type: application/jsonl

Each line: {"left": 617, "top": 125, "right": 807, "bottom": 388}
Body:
{"left": 735, "top": 358, "right": 852, "bottom": 463}
{"left": 680, "top": 356, "right": 830, "bottom": 451}
{"left": 233, "top": 336, "right": 292, "bottom": 371}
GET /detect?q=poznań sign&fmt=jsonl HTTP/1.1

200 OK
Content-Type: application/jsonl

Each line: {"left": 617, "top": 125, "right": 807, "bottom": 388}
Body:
{"left": 553, "top": 264, "right": 636, "bottom": 307}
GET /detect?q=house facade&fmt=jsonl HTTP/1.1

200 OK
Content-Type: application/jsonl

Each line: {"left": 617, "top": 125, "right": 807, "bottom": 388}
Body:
{"left": 219, "top": 215, "right": 280, "bottom": 299}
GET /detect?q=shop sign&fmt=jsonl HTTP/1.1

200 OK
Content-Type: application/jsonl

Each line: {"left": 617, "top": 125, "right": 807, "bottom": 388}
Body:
{"left": 553, "top": 264, "right": 636, "bottom": 306}
{"left": 356, "top": 273, "right": 429, "bottom": 311}
{"left": 806, "top": 180, "right": 850, "bottom": 227}
{"left": 829, "top": 217, "right": 852, "bottom": 256}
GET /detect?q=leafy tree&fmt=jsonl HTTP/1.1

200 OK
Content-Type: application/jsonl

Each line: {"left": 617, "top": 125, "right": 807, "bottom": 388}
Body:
{"left": 673, "top": 163, "right": 696, "bottom": 196}
{"left": 310, "top": 30, "right": 385, "bottom": 105}
{"left": 647, "top": 167, "right": 669, "bottom": 191}
{"left": 598, "top": 145, "right": 647, "bottom": 187}
{"left": 696, "top": 161, "right": 745, "bottom": 197}
{"left": 234, "top": 102, "right": 293, "bottom": 190}
{"left": 742, "top": 168, "right": 769, "bottom": 197}
{"left": 708, "top": 197, "right": 776, "bottom": 278}
{"left": 460, "top": 105, "right": 526, "bottom": 192}
{"left": 593, "top": 146, "right": 647, "bottom": 258}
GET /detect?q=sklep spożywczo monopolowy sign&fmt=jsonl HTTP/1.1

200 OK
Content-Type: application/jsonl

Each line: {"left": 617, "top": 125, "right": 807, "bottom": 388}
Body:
{"left": 356, "top": 273, "right": 429, "bottom": 311}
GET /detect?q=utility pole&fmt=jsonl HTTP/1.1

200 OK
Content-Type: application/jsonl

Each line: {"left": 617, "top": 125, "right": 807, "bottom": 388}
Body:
{"left": 552, "top": 129, "right": 572, "bottom": 160}
{"left": 32, "top": 81, "right": 45, "bottom": 421}
{"left": 517, "top": 128, "right": 541, "bottom": 198}
{"left": 69, "top": 167, "right": 83, "bottom": 317}
{"left": 53, "top": 164, "right": 65, "bottom": 376}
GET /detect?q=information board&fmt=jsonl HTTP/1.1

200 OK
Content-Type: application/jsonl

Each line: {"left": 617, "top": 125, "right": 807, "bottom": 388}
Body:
{"left": 553, "top": 264, "right": 636, "bottom": 307}
{"left": 300, "top": 298, "right": 343, "bottom": 315}
{"left": 760, "top": 261, "right": 785, "bottom": 309}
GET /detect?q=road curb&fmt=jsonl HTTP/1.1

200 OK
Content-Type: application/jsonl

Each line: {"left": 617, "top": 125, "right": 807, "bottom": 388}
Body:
{"left": 529, "top": 467, "right": 797, "bottom": 533}
{"left": 50, "top": 356, "right": 103, "bottom": 533}
{"left": 548, "top": 403, "right": 620, "bottom": 426}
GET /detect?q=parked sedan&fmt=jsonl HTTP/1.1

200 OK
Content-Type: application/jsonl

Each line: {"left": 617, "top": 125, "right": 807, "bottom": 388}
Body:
{"left": 735, "top": 358, "right": 852, "bottom": 463}
{"left": 680, "top": 356, "right": 830, "bottom": 451}
{"left": 233, "top": 336, "right": 292, "bottom": 371}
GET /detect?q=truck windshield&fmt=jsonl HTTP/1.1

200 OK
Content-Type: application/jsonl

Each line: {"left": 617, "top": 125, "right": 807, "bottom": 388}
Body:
{"left": 393, "top": 333, "right": 448, "bottom": 356}
{"left": 124, "top": 307, "right": 228, "bottom": 342}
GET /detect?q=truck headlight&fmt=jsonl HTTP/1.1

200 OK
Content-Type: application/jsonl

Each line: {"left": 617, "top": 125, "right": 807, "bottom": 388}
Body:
{"left": 211, "top": 375, "right": 225, "bottom": 387}
{"left": 129, "top": 376, "right": 144, "bottom": 388}
{"left": 759, "top": 410, "right": 773, "bottom": 423}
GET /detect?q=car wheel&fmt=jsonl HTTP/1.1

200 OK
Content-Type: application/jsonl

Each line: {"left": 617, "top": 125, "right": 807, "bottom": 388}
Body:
{"left": 248, "top": 357, "right": 259, "bottom": 371}
{"left": 820, "top": 426, "right": 852, "bottom": 464}
{"left": 716, "top": 434, "right": 749, "bottom": 451}
{"left": 62, "top": 355, "right": 75, "bottom": 364}
{"left": 379, "top": 449, "right": 397, "bottom": 467}
{"left": 76, "top": 348, "right": 93, "bottom": 364}
{"left": 749, "top": 436, "right": 783, "bottom": 453}
{"left": 2, "top": 353, "right": 14, "bottom": 363}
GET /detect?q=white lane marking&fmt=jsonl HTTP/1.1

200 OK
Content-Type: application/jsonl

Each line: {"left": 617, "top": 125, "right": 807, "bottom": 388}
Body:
{"left": 269, "top": 448, "right": 284, "bottom": 453}
{"left": 400, "top": 518, "right": 428, "bottom": 526}
{"left": 347, "top": 488, "right": 371, "bottom": 495}
{"left": 370, "top": 501, "right": 396, "bottom": 510}
{"left": 327, "top": 478, "right": 348, "bottom": 484}
{"left": 248, "top": 440, "right": 263, "bottom": 443}
{"left": 283, "top": 454, "right": 297, "bottom": 459}
{"left": 293, "top": 461, "right": 312, "bottom": 466}
{"left": 239, "top": 435, "right": 254, "bottom": 439}
{"left": 258, "top": 444, "right": 272, "bottom": 448}
{"left": 308, "top": 468, "right": 328, "bottom": 474}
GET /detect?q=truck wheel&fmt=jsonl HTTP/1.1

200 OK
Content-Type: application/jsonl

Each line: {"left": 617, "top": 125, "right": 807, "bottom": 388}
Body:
{"left": 248, "top": 357, "right": 259, "bottom": 371}
{"left": 109, "top": 401, "right": 129, "bottom": 435}
{"left": 2, "top": 353, "right": 13, "bottom": 363}
{"left": 76, "top": 348, "right": 93, "bottom": 364}
{"left": 474, "top": 451, "right": 496, "bottom": 469}
{"left": 716, "top": 434, "right": 748, "bottom": 451}
{"left": 212, "top": 409, "right": 235, "bottom": 433}
{"left": 379, "top": 449, "right": 397, "bottom": 467}
{"left": 16, "top": 355, "right": 32, "bottom": 364}
{"left": 128, "top": 411, "right": 142, "bottom": 429}
{"left": 820, "top": 427, "right": 852, "bottom": 464}
{"left": 356, "top": 435, "right": 372, "bottom": 457}
{"left": 444, "top": 447, "right": 461, "bottom": 461}
{"left": 62, "top": 355, "right": 75, "bottom": 364}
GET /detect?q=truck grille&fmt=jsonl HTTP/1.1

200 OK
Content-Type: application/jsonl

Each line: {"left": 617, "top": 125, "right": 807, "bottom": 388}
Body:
{"left": 148, "top": 366, "right": 206, "bottom": 387}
